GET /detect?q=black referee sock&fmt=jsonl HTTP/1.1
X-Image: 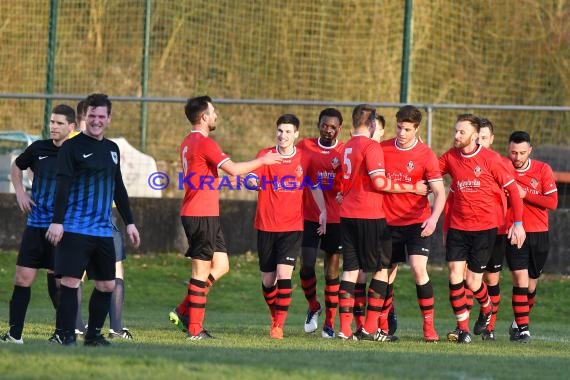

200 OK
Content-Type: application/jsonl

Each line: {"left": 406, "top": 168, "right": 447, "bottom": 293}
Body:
{"left": 87, "top": 288, "right": 112, "bottom": 337}
{"left": 109, "top": 278, "right": 124, "bottom": 331}
{"left": 9, "top": 285, "right": 31, "bottom": 340}
{"left": 46, "top": 272, "right": 59, "bottom": 309}
{"left": 56, "top": 285, "right": 78, "bottom": 338}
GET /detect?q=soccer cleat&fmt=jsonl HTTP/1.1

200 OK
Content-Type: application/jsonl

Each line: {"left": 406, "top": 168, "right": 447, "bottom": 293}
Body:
{"left": 169, "top": 308, "right": 189, "bottom": 333}
{"left": 473, "top": 309, "right": 492, "bottom": 335}
{"left": 269, "top": 325, "right": 284, "bottom": 340}
{"left": 337, "top": 331, "right": 357, "bottom": 341}
{"left": 1, "top": 332, "right": 23, "bottom": 344}
{"left": 481, "top": 329, "right": 495, "bottom": 341}
{"left": 108, "top": 328, "right": 133, "bottom": 340}
{"left": 388, "top": 307, "right": 398, "bottom": 335}
{"left": 446, "top": 327, "right": 462, "bottom": 342}
{"left": 303, "top": 306, "right": 322, "bottom": 333}
{"left": 321, "top": 324, "right": 335, "bottom": 339}
{"left": 84, "top": 333, "right": 111, "bottom": 347}
{"left": 377, "top": 330, "right": 399, "bottom": 342}
{"left": 187, "top": 330, "right": 216, "bottom": 341}
{"left": 355, "top": 328, "right": 379, "bottom": 341}
{"left": 508, "top": 322, "right": 518, "bottom": 340}
{"left": 59, "top": 333, "right": 77, "bottom": 347}
{"left": 48, "top": 329, "right": 63, "bottom": 344}
{"left": 457, "top": 330, "right": 472, "bottom": 344}
{"left": 510, "top": 329, "right": 531, "bottom": 343}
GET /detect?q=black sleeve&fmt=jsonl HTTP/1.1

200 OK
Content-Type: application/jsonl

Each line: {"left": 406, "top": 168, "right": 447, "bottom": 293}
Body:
{"left": 52, "top": 176, "right": 72, "bottom": 223}
{"left": 114, "top": 165, "right": 134, "bottom": 225}
{"left": 14, "top": 141, "right": 38, "bottom": 170}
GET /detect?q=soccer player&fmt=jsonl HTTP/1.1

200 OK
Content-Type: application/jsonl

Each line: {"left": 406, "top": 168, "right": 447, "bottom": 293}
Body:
{"left": 174, "top": 95, "right": 282, "bottom": 340}
{"left": 471, "top": 118, "right": 510, "bottom": 340}
{"left": 381, "top": 105, "right": 446, "bottom": 342}
{"left": 505, "top": 131, "right": 557, "bottom": 343}
{"left": 45, "top": 93, "right": 141, "bottom": 347}
{"left": 439, "top": 113, "right": 526, "bottom": 344}
{"left": 296, "top": 108, "right": 344, "bottom": 338}
{"left": 247, "top": 113, "right": 327, "bottom": 339}
{"left": 1, "top": 105, "right": 76, "bottom": 344}
{"left": 337, "top": 104, "right": 427, "bottom": 341}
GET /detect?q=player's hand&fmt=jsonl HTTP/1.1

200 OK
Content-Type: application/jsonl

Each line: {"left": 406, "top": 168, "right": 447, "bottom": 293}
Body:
{"left": 15, "top": 190, "right": 36, "bottom": 214}
{"left": 126, "top": 224, "right": 140, "bottom": 249}
{"left": 420, "top": 216, "right": 438, "bottom": 237}
{"left": 45, "top": 223, "right": 64, "bottom": 246}
{"left": 246, "top": 177, "right": 260, "bottom": 190}
{"left": 507, "top": 223, "right": 526, "bottom": 249}
{"left": 317, "top": 211, "right": 327, "bottom": 235}
{"left": 336, "top": 191, "right": 343, "bottom": 204}
{"left": 260, "top": 151, "right": 283, "bottom": 165}
{"left": 413, "top": 180, "right": 428, "bottom": 196}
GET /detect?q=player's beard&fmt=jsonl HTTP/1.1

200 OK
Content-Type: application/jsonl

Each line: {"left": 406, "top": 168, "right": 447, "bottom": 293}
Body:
{"left": 208, "top": 123, "right": 216, "bottom": 131}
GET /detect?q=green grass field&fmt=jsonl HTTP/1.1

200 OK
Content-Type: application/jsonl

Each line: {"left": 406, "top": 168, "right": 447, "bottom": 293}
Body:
{"left": 1, "top": 251, "right": 569, "bottom": 380}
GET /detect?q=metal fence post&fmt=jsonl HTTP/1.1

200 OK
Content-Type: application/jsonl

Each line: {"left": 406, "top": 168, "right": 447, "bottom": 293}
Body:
{"left": 399, "top": 0, "right": 413, "bottom": 104}
{"left": 140, "top": 0, "right": 152, "bottom": 152}
{"left": 43, "top": 0, "right": 58, "bottom": 139}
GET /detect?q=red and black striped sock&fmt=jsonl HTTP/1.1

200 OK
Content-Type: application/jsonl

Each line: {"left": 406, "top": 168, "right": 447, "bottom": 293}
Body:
{"left": 274, "top": 279, "right": 292, "bottom": 328}
{"left": 324, "top": 277, "right": 340, "bottom": 329}
{"left": 487, "top": 284, "right": 501, "bottom": 331}
{"left": 353, "top": 282, "right": 366, "bottom": 331}
{"left": 512, "top": 286, "right": 529, "bottom": 331}
{"left": 473, "top": 282, "right": 492, "bottom": 314}
{"left": 187, "top": 278, "right": 207, "bottom": 336}
{"left": 262, "top": 283, "right": 278, "bottom": 323}
{"left": 300, "top": 269, "right": 320, "bottom": 312}
{"left": 449, "top": 281, "right": 469, "bottom": 331}
{"left": 417, "top": 281, "right": 435, "bottom": 324}
{"left": 378, "top": 283, "right": 393, "bottom": 332}
{"left": 339, "top": 281, "right": 355, "bottom": 337}
{"left": 464, "top": 280, "right": 474, "bottom": 312}
{"left": 364, "top": 279, "right": 387, "bottom": 334}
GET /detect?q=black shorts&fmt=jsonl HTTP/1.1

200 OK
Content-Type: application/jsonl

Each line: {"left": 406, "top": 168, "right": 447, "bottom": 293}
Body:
{"left": 181, "top": 216, "right": 228, "bottom": 261}
{"left": 390, "top": 223, "right": 432, "bottom": 264}
{"left": 506, "top": 231, "right": 549, "bottom": 279}
{"left": 341, "top": 217, "right": 391, "bottom": 273}
{"left": 301, "top": 220, "right": 342, "bottom": 254}
{"left": 486, "top": 233, "right": 506, "bottom": 273}
{"left": 446, "top": 228, "right": 497, "bottom": 274}
{"left": 54, "top": 232, "right": 116, "bottom": 281}
{"left": 257, "top": 230, "right": 302, "bottom": 272}
{"left": 16, "top": 226, "right": 56, "bottom": 270}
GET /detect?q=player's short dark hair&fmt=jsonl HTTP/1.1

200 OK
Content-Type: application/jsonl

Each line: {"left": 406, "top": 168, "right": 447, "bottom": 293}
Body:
{"left": 85, "top": 93, "right": 112, "bottom": 115}
{"left": 276, "top": 113, "right": 300, "bottom": 130}
{"left": 376, "top": 114, "right": 386, "bottom": 129}
{"left": 352, "top": 104, "right": 376, "bottom": 128}
{"left": 185, "top": 95, "right": 213, "bottom": 125}
{"left": 318, "top": 108, "right": 343, "bottom": 126}
{"left": 396, "top": 105, "right": 422, "bottom": 127}
{"left": 76, "top": 99, "right": 87, "bottom": 118}
{"left": 509, "top": 130, "right": 531, "bottom": 145}
{"left": 456, "top": 113, "right": 481, "bottom": 132}
{"left": 479, "top": 118, "right": 495, "bottom": 134}
{"left": 52, "top": 104, "right": 76, "bottom": 124}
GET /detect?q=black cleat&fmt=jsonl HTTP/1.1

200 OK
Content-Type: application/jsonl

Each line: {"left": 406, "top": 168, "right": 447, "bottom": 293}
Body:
{"left": 187, "top": 330, "right": 215, "bottom": 341}
{"left": 354, "top": 328, "right": 379, "bottom": 341}
{"left": 446, "top": 328, "right": 462, "bottom": 342}
{"left": 473, "top": 309, "right": 492, "bottom": 335}
{"left": 510, "top": 329, "right": 531, "bottom": 343}
{"left": 481, "top": 329, "right": 495, "bottom": 341}
{"left": 458, "top": 330, "right": 472, "bottom": 344}
{"left": 377, "top": 329, "right": 399, "bottom": 342}
{"left": 84, "top": 333, "right": 111, "bottom": 347}
{"left": 388, "top": 307, "right": 398, "bottom": 335}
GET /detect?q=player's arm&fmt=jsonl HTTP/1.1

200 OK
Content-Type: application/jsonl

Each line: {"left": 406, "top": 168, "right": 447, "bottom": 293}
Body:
{"left": 220, "top": 152, "right": 282, "bottom": 176}
{"left": 310, "top": 187, "right": 327, "bottom": 235}
{"left": 421, "top": 179, "right": 446, "bottom": 237}
{"left": 46, "top": 143, "right": 74, "bottom": 246}
{"left": 519, "top": 166, "right": 558, "bottom": 210}
{"left": 114, "top": 165, "right": 140, "bottom": 248}
{"left": 503, "top": 180, "right": 526, "bottom": 248}
{"left": 10, "top": 160, "right": 35, "bottom": 213}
